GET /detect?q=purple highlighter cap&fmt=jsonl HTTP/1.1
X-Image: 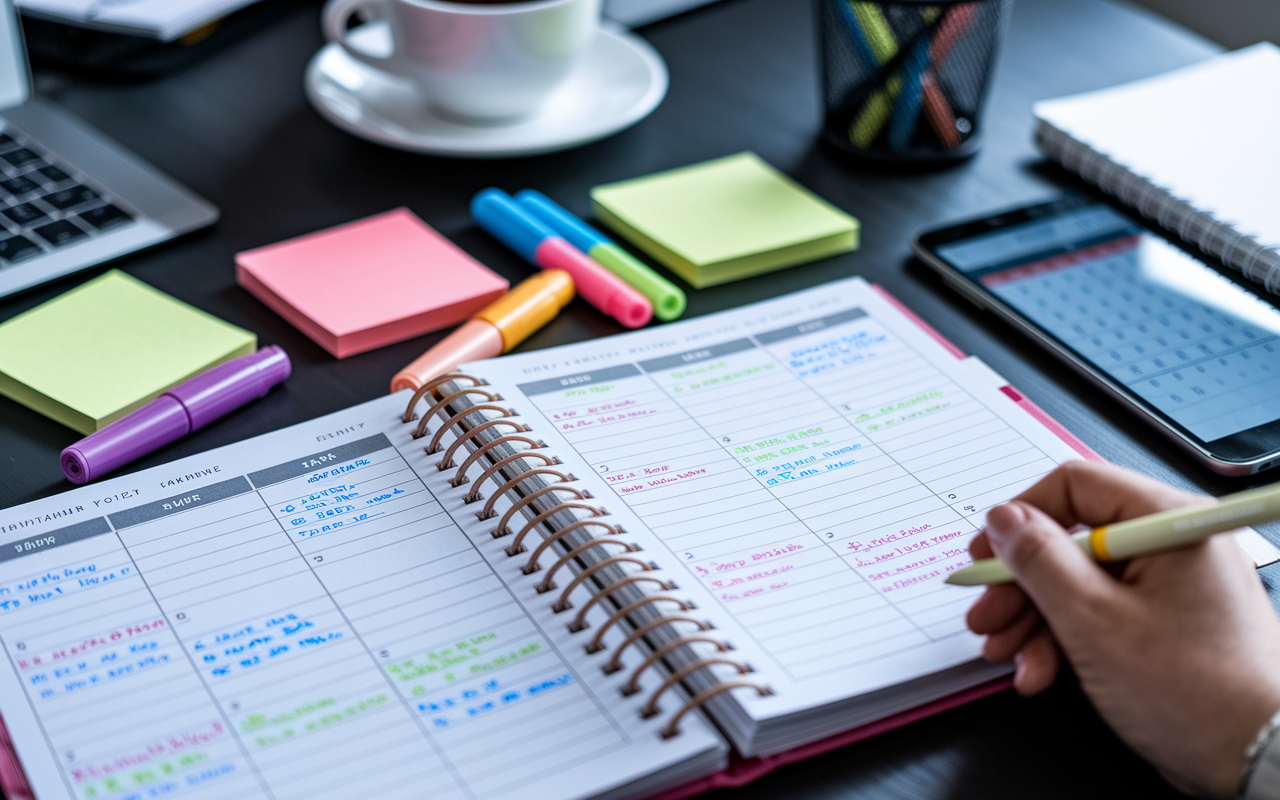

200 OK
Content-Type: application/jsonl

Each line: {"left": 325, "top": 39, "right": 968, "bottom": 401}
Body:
{"left": 60, "top": 346, "right": 292, "bottom": 485}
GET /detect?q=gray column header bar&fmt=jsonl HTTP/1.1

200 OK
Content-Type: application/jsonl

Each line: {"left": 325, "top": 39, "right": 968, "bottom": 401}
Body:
{"left": 637, "top": 339, "right": 756, "bottom": 373}
{"left": 754, "top": 308, "right": 868, "bottom": 345}
{"left": 0, "top": 517, "right": 112, "bottom": 564}
{"left": 108, "top": 477, "right": 252, "bottom": 530}
{"left": 517, "top": 364, "right": 642, "bottom": 396}
{"left": 247, "top": 434, "right": 392, "bottom": 489}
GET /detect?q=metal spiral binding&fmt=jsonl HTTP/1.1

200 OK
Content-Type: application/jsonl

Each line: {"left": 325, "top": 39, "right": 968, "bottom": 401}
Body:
{"left": 427, "top": 408, "right": 522, "bottom": 454}
{"left": 483, "top": 476, "right": 581, "bottom": 526}
{"left": 504, "top": 502, "right": 609, "bottom": 554}
{"left": 524, "top": 536, "right": 638, "bottom": 577}
{"left": 411, "top": 389, "right": 504, "bottom": 439}
{"left": 403, "top": 375, "right": 770, "bottom": 739}
{"left": 507, "top": 518, "right": 618, "bottom": 559}
{"left": 535, "top": 543, "right": 644, "bottom": 593}
{"left": 481, "top": 476, "right": 586, "bottom": 527}
{"left": 433, "top": 419, "right": 531, "bottom": 466}
{"left": 400, "top": 372, "right": 486, "bottom": 423}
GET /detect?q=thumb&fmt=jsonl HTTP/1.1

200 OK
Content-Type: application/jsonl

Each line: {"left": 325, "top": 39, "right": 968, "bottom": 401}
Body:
{"left": 985, "top": 501, "right": 1116, "bottom": 625}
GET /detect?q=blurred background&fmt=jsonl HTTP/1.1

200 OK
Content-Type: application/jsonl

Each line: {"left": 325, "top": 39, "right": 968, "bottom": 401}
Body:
{"left": 1131, "top": 0, "right": 1280, "bottom": 48}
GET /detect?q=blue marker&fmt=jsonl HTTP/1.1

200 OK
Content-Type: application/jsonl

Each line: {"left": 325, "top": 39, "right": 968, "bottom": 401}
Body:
{"left": 471, "top": 188, "right": 652, "bottom": 329}
{"left": 514, "top": 190, "right": 686, "bottom": 321}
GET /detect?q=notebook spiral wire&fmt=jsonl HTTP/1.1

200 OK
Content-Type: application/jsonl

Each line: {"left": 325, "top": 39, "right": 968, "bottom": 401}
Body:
{"left": 403, "top": 374, "right": 772, "bottom": 738}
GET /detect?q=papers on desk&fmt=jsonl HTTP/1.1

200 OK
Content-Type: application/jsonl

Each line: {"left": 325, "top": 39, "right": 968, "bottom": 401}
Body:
{"left": 16, "top": 0, "right": 260, "bottom": 41}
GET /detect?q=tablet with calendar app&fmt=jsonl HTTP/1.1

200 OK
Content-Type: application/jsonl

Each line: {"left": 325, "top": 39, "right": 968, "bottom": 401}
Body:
{"left": 914, "top": 195, "right": 1280, "bottom": 475}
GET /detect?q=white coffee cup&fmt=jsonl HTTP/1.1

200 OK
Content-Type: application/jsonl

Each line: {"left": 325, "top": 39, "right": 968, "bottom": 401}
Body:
{"left": 321, "top": 0, "right": 600, "bottom": 123}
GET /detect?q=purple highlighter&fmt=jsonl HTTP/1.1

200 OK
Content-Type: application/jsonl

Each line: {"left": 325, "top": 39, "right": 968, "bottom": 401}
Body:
{"left": 61, "top": 346, "right": 291, "bottom": 485}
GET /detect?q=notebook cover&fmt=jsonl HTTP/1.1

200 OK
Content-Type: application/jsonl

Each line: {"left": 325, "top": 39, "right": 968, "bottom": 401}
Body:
{"left": 0, "top": 283, "right": 1098, "bottom": 800}
{"left": 236, "top": 208, "right": 509, "bottom": 359}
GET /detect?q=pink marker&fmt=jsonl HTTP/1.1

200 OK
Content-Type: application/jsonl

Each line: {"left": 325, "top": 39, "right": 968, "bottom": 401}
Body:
{"left": 471, "top": 188, "right": 652, "bottom": 329}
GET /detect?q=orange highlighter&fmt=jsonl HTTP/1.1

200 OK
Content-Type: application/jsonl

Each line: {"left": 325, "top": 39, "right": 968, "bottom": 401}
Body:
{"left": 391, "top": 270, "right": 574, "bottom": 392}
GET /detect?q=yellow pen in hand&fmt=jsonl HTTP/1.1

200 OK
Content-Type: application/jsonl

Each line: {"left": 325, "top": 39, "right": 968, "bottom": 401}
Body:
{"left": 946, "top": 481, "right": 1280, "bottom": 586}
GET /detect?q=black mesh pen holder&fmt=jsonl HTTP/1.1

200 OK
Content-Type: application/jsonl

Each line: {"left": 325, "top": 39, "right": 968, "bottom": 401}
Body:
{"left": 817, "top": 0, "right": 1012, "bottom": 165}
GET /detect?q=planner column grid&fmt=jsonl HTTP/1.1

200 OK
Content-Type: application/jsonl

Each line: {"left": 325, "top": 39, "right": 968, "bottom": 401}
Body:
{"left": 245, "top": 454, "right": 479, "bottom": 800}
{"left": 637, "top": 350, "right": 937, "bottom": 645}
{"left": 99, "top": 519, "right": 278, "bottom": 800}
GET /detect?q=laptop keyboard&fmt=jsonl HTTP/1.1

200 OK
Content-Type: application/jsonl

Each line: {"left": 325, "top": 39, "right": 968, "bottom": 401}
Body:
{"left": 0, "top": 130, "right": 136, "bottom": 266}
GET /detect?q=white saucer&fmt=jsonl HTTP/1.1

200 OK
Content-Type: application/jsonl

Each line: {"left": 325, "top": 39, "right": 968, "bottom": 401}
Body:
{"left": 304, "top": 22, "right": 669, "bottom": 158}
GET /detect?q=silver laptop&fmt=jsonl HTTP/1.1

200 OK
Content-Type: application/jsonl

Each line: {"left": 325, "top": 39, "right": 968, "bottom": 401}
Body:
{"left": 0, "top": 0, "right": 217, "bottom": 298}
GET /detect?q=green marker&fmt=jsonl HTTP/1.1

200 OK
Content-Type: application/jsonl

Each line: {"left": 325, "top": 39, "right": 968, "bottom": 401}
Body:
{"left": 514, "top": 189, "right": 687, "bottom": 321}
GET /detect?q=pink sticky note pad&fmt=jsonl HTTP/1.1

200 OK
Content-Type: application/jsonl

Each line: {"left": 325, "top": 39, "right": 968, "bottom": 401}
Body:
{"left": 236, "top": 208, "right": 509, "bottom": 359}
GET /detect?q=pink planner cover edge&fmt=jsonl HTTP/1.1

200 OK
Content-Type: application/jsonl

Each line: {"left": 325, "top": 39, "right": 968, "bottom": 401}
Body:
{"left": 0, "top": 711, "right": 32, "bottom": 800}
{"left": 648, "top": 677, "right": 1013, "bottom": 800}
{"left": 0, "top": 283, "right": 1101, "bottom": 800}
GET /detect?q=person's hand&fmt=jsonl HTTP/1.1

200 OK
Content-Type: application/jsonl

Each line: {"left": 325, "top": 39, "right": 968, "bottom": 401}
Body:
{"left": 966, "top": 460, "right": 1280, "bottom": 798}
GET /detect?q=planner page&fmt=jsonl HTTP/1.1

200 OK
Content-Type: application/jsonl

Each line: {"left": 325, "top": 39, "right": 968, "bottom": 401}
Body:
{"left": 0, "top": 393, "right": 727, "bottom": 800}
{"left": 467, "top": 276, "right": 1084, "bottom": 752}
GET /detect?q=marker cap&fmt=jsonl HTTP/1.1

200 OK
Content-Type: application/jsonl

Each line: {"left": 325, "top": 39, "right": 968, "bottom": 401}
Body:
{"left": 588, "top": 243, "right": 686, "bottom": 321}
{"left": 475, "top": 269, "right": 575, "bottom": 350}
{"left": 515, "top": 189, "right": 686, "bottom": 322}
{"left": 172, "top": 346, "right": 291, "bottom": 430}
{"left": 534, "top": 238, "right": 652, "bottom": 329}
{"left": 391, "top": 319, "right": 506, "bottom": 394}
{"left": 62, "top": 397, "right": 190, "bottom": 485}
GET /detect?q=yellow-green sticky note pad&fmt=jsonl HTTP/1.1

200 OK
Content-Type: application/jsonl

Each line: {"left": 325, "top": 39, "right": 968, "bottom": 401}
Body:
{"left": 590, "top": 152, "right": 860, "bottom": 288}
{"left": 0, "top": 270, "right": 256, "bottom": 434}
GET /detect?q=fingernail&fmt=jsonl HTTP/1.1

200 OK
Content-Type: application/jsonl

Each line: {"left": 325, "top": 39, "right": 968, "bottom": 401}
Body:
{"left": 986, "top": 502, "right": 1028, "bottom": 547}
{"left": 1013, "top": 651, "right": 1025, "bottom": 680}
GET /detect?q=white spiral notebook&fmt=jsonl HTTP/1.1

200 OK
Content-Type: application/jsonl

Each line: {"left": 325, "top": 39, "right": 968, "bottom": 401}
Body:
{"left": 1034, "top": 42, "right": 1280, "bottom": 294}
{"left": 1, "top": 277, "right": 1272, "bottom": 800}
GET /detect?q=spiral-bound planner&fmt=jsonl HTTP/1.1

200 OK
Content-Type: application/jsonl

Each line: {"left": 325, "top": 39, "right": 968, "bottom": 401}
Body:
{"left": 1, "top": 276, "right": 1274, "bottom": 800}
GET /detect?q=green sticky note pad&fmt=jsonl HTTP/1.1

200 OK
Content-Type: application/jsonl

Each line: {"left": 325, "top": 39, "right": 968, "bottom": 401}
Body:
{"left": 0, "top": 270, "right": 257, "bottom": 434}
{"left": 591, "top": 152, "right": 860, "bottom": 288}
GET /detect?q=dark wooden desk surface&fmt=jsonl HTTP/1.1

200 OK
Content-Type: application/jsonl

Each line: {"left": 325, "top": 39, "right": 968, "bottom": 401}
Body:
{"left": 0, "top": 0, "right": 1262, "bottom": 796}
